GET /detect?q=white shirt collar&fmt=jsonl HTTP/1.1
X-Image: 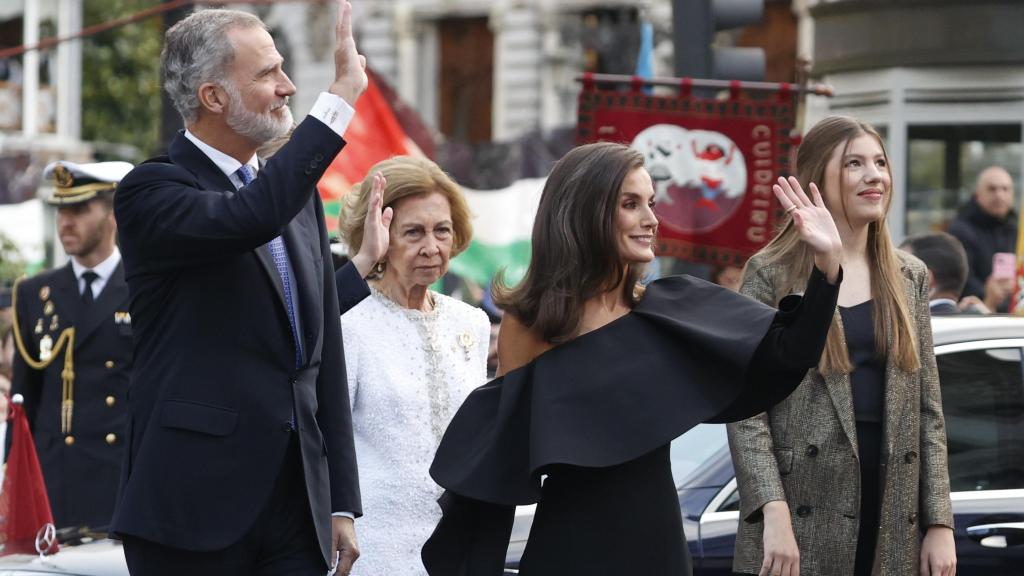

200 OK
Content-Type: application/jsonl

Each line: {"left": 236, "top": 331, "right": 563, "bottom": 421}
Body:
{"left": 71, "top": 246, "right": 121, "bottom": 282}
{"left": 183, "top": 129, "right": 259, "bottom": 187}
{"left": 929, "top": 298, "right": 958, "bottom": 309}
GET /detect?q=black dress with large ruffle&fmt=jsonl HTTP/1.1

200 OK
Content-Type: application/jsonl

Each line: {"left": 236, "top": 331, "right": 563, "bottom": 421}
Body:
{"left": 423, "top": 268, "right": 841, "bottom": 576}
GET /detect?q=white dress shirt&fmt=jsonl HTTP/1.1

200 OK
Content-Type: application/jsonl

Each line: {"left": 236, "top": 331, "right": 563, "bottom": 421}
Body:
{"left": 929, "top": 298, "right": 958, "bottom": 311}
{"left": 72, "top": 247, "right": 122, "bottom": 300}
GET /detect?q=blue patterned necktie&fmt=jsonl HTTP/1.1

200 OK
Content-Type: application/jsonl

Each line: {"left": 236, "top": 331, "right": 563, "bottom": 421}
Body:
{"left": 237, "top": 165, "right": 303, "bottom": 369}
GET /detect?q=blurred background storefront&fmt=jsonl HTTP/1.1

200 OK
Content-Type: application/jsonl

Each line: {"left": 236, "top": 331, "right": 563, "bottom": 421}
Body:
{"left": 799, "top": 0, "right": 1024, "bottom": 239}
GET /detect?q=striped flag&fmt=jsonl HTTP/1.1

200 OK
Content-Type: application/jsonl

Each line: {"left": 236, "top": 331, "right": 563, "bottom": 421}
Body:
{"left": 448, "top": 178, "right": 545, "bottom": 288}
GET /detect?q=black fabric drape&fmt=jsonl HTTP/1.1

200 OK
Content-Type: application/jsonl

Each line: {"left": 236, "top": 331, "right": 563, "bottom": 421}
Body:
{"left": 424, "top": 269, "right": 839, "bottom": 575}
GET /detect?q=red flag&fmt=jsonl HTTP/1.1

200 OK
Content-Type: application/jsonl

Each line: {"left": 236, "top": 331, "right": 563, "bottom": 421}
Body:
{"left": 0, "top": 399, "right": 58, "bottom": 556}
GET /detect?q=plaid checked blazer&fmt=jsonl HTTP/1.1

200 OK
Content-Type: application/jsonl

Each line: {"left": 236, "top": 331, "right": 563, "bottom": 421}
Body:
{"left": 728, "top": 250, "right": 954, "bottom": 575}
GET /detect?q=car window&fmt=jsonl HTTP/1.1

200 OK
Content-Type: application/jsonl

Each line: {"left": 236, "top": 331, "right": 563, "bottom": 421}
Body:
{"left": 937, "top": 345, "right": 1024, "bottom": 492}
{"left": 717, "top": 488, "right": 740, "bottom": 512}
{"left": 670, "top": 423, "right": 728, "bottom": 484}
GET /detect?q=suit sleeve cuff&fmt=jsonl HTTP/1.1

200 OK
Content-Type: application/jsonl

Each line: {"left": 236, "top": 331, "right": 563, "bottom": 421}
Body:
{"left": 332, "top": 511, "right": 355, "bottom": 519}
{"left": 336, "top": 262, "right": 371, "bottom": 315}
{"left": 309, "top": 92, "right": 356, "bottom": 137}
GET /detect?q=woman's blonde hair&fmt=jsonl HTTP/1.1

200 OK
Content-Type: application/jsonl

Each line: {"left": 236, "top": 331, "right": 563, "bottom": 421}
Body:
{"left": 751, "top": 115, "right": 920, "bottom": 374}
{"left": 340, "top": 156, "right": 472, "bottom": 277}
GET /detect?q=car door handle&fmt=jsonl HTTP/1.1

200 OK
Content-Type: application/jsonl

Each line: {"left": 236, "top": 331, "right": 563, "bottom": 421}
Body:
{"left": 967, "top": 522, "right": 1024, "bottom": 547}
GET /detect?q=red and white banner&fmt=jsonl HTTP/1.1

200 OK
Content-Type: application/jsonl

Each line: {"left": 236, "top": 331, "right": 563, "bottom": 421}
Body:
{"left": 577, "top": 79, "right": 798, "bottom": 267}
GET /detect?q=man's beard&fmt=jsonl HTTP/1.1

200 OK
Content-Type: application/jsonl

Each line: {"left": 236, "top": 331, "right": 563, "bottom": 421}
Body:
{"left": 223, "top": 82, "right": 293, "bottom": 145}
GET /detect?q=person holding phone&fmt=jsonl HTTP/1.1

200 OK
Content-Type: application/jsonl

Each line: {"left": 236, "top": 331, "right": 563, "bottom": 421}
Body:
{"left": 948, "top": 165, "right": 1018, "bottom": 312}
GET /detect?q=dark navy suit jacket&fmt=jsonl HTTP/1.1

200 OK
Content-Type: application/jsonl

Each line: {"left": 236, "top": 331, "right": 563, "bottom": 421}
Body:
{"left": 335, "top": 262, "right": 369, "bottom": 314}
{"left": 111, "top": 117, "right": 360, "bottom": 565}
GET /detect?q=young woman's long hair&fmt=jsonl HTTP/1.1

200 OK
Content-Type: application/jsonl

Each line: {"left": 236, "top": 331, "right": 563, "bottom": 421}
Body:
{"left": 494, "top": 142, "right": 646, "bottom": 344}
{"left": 752, "top": 116, "right": 920, "bottom": 374}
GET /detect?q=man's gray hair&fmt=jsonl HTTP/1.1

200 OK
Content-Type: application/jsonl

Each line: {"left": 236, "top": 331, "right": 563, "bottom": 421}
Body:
{"left": 162, "top": 9, "right": 266, "bottom": 125}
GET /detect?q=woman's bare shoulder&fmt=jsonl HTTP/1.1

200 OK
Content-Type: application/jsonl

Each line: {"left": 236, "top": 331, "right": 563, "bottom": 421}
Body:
{"left": 496, "top": 314, "right": 552, "bottom": 376}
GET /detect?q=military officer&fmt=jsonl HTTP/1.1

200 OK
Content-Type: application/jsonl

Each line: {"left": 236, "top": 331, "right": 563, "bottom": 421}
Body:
{"left": 10, "top": 160, "right": 133, "bottom": 530}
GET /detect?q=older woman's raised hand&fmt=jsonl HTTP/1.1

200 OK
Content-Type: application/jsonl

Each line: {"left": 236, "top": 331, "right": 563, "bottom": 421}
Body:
{"left": 774, "top": 176, "right": 842, "bottom": 283}
{"left": 351, "top": 172, "right": 393, "bottom": 278}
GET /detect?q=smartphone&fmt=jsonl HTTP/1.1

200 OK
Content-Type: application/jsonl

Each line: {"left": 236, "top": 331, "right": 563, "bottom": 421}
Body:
{"left": 992, "top": 252, "right": 1016, "bottom": 280}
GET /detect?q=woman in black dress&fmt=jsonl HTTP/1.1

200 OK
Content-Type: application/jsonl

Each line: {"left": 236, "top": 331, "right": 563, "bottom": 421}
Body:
{"left": 423, "top": 142, "right": 843, "bottom": 575}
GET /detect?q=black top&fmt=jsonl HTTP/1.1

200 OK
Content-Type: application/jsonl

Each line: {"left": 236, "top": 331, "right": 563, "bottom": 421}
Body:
{"left": 518, "top": 444, "right": 687, "bottom": 575}
{"left": 422, "top": 267, "right": 841, "bottom": 575}
{"left": 839, "top": 300, "right": 886, "bottom": 424}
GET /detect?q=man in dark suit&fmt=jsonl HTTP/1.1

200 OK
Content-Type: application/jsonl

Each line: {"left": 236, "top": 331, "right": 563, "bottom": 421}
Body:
{"left": 948, "top": 166, "right": 1017, "bottom": 311}
{"left": 111, "top": 3, "right": 372, "bottom": 575}
{"left": 10, "top": 160, "right": 134, "bottom": 530}
{"left": 900, "top": 232, "right": 983, "bottom": 315}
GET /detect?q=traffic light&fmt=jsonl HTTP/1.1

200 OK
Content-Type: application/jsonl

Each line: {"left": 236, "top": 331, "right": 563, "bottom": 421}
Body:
{"left": 672, "top": 0, "right": 765, "bottom": 81}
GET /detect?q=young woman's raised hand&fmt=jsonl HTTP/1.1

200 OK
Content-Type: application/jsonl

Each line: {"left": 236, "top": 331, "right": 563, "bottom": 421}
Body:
{"left": 774, "top": 176, "right": 842, "bottom": 283}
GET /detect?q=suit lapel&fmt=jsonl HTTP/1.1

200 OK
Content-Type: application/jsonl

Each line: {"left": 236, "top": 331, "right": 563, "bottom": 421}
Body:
{"left": 169, "top": 133, "right": 288, "bottom": 313}
{"left": 253, "top": 156, "right": 288, "bottom": 312}
{"left": 255, "top": 243, "right": 288, "bottom": 311}
{"left": 283, "top": 200, "right": 322, "bottom": 358}
{"left": 823, "top": 308, "right": 859, "bottom": 453}
{"left": 881, "top": 263, "right": 916, "bottom": 460}
{"left": 75, "top": 262, "right": 129, "bottom": 349}
{"left": 49, "top": 264, "right": 81, "bottom": 330}
{"left": 168, "top": 131, "right": 237, "bottom": 192}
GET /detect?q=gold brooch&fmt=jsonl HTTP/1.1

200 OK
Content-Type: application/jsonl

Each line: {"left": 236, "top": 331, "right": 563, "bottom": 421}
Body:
{"left": 457, "top": 331, "right": 476, "bottom": 361}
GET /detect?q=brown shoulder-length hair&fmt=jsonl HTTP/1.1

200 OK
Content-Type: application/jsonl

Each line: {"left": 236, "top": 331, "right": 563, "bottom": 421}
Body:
{"left": 494, "top": 142, "right": 647, "bottom": 344}
{"left": 340, "top": 156, "right": 472, "bottom": 278}
{"left": 751, "top": 115, "right": 919, "bottom": 374}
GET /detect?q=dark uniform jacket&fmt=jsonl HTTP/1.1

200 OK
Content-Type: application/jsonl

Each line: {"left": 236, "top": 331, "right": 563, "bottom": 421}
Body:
{"left": 11, "top": 261, "right": 132, "bottom": 530}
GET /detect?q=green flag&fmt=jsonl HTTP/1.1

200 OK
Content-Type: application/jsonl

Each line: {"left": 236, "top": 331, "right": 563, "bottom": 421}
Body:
{"left": 448, "top": 178, "right": 545, "bottom": 288}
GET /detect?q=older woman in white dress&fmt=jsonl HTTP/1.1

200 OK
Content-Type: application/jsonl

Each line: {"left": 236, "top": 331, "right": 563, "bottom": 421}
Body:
{"left": 339, "top": 156, "right": 490, "bottom": 575}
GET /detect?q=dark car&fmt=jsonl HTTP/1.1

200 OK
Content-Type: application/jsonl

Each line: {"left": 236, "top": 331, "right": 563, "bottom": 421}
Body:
{"left": 506, "top": 315, "right": 1024, "bottom": 574}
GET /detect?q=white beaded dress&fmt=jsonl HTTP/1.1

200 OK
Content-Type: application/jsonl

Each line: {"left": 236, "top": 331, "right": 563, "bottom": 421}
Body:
{"left": 342, "top": 287, "right": 491, "bottom": 575}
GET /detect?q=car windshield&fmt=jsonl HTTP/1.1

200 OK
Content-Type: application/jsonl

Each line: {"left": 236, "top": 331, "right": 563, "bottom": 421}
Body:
{"left": 669, "top": 423, "right": 728, "bottom": 485}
